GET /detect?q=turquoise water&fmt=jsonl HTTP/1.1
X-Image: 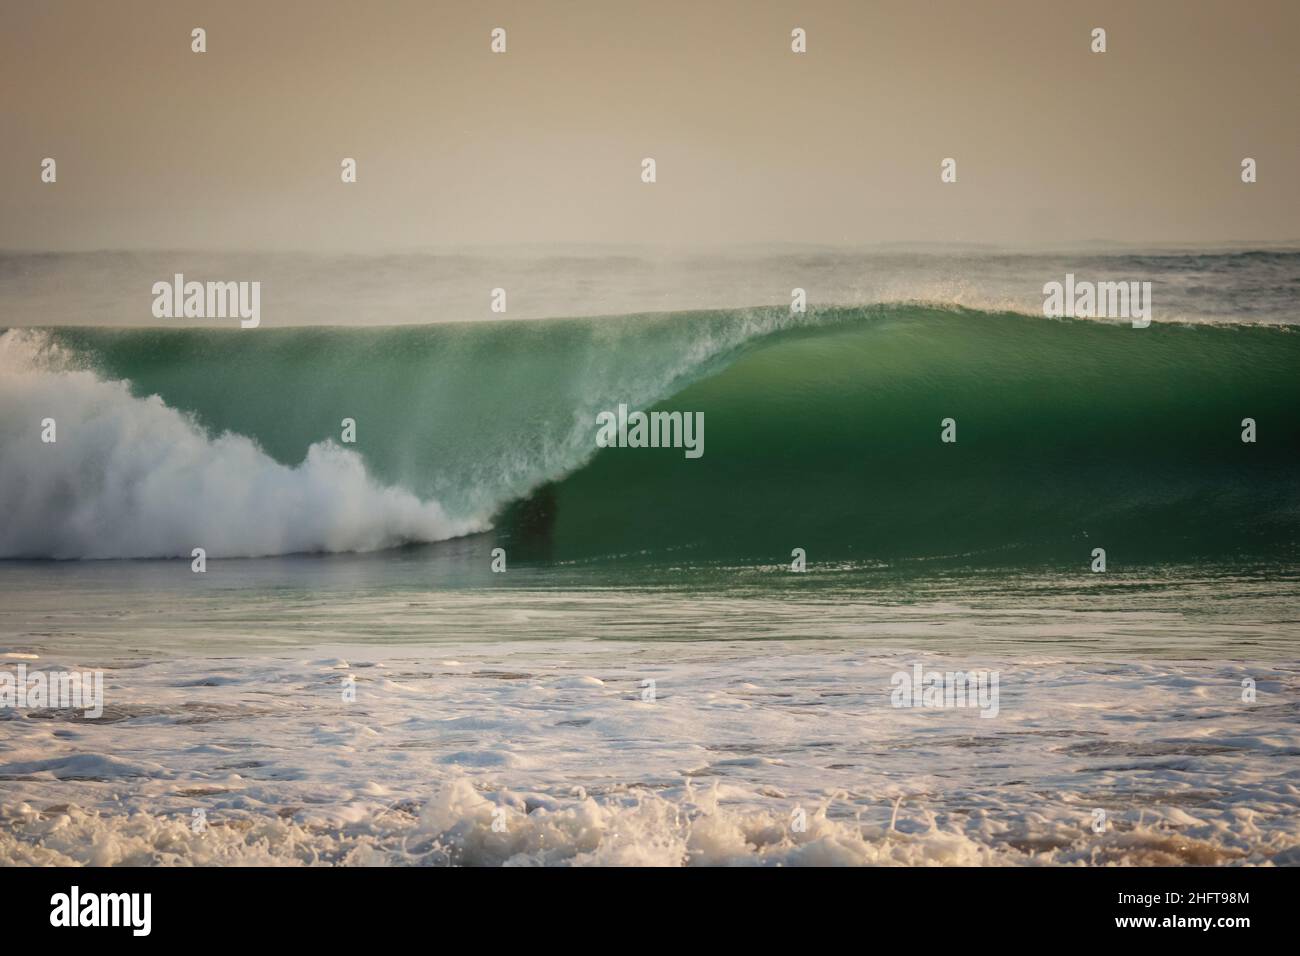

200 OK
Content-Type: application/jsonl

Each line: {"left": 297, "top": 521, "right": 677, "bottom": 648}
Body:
{"left": 1, "top": 552, "right": 1296, "bottom": 660}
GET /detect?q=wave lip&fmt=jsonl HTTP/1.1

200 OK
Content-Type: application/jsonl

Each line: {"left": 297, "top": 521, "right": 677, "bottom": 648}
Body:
{"left": 0, "top": 330, "right": 483, "bottom": 559}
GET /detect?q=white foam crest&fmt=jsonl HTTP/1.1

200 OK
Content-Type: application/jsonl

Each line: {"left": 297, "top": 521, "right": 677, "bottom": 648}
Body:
{"left": 4, "top": 777, "right": 1286, "bottom": 867}
{"left": 0, "top": 330, "right": 485, "bottom": 559}
{"left": 0, "top": 783, "right": 1027, "bottom": 866}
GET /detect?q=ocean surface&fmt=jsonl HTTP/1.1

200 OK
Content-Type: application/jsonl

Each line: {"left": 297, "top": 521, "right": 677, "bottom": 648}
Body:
{"left": 0, "top": 248, "right": 1297, "bottom": 865}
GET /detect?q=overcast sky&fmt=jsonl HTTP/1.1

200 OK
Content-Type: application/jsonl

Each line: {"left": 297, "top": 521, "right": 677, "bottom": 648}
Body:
{"left": 2, "top": 0, "right": 1297, "bottom": 251}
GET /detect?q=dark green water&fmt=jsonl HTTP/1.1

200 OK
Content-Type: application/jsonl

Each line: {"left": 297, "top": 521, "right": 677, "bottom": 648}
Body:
{"left": 501, "top": 309, "right": 1300, "bottom": 566}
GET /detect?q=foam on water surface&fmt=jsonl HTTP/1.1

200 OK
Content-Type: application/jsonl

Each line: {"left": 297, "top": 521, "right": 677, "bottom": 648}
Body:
{"left": 2, "top": 642, "right": 1296, "bottom": 866}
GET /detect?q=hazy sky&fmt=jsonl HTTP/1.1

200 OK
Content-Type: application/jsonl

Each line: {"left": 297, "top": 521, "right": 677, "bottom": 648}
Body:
{"left": 2, "top": 0, "right": 1297, "bottom": 251}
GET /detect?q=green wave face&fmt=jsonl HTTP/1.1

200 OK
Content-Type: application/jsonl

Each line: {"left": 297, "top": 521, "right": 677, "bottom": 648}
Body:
{"left": 44, "top": 309, "right": 788, "bottom": 524}
{"left": 41, "top": 306, "right": 1300, "bottom": 568}
{"left": 498, "top": 308, "right": 1300, "bottom": 567}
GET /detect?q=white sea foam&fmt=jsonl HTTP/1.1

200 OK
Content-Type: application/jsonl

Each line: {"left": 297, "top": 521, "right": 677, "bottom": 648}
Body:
{"left": 1, "top": 642, "right": 1296, "bottom": 866}
{"left": 0, "top": 330, "right": 484, "bottom": 559}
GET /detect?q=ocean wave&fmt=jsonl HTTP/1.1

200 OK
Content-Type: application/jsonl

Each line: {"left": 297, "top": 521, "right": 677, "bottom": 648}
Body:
{"left": 3, "top": 307, "right": 807, "bottom": 559}
{"left": 5, "top": 304, "right": 1299, "bottom": 562}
